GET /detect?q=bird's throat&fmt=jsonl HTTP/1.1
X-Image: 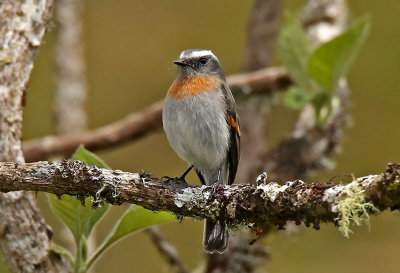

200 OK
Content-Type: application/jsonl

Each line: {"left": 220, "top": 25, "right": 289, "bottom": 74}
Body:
{"left": 167, "top": 75, "right": 220, "bottom": 99}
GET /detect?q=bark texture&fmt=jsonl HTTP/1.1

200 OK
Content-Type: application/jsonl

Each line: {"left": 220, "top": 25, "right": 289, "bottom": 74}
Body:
{"left": 0, "top": 1, "right": 71, "bottom": 272}
{"left": 54, "top": 0, "right": 87, "bottom": 135}
{"left": 0, "top": 160, "right": 399, "bottom": 231}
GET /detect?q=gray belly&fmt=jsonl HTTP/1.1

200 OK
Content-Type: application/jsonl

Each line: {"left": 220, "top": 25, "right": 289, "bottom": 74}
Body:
{"left": 162, "top": 90, "right": 229, "bottom": 172}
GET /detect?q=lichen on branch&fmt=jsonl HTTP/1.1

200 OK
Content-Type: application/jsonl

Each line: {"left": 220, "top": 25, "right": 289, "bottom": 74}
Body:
{"left": 0, "top": 161, "right": 399, "bottom": 235}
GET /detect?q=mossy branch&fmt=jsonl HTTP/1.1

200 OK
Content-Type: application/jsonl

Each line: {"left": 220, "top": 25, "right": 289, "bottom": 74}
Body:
{"left": 0, "top": 161, "right": 400, "bottom": 235}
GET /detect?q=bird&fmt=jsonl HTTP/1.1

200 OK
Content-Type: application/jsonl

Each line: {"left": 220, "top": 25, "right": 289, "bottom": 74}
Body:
{"left": 162, "top": 49, "right": 240, "bottom": 254}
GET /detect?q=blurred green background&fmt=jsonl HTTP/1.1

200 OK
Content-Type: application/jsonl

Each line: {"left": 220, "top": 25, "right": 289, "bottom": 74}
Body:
{"left": 2, "top": 0, "right": 400, "bottom": 272}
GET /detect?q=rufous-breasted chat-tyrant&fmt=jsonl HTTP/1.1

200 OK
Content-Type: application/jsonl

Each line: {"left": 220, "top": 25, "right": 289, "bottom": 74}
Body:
{"left": 162, "top": 49, "right": 240, "bottom": 254}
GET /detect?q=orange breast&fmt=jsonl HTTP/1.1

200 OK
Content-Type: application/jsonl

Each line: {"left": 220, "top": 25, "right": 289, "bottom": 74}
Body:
{"left": 167, "top": 75, "right": 220, "bottom": 99}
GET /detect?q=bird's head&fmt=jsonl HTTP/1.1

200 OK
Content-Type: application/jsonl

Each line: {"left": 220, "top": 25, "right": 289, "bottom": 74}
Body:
{"left": 173, "top": 49, "right": 225, "bottom": 80}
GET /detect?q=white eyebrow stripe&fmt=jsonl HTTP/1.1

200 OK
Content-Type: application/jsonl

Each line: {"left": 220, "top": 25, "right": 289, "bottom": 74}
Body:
{"left": 179, "top": 50, "right": 218, "bottom": 61}
{"left": 179, "top": 51, "right": 186, "bottom": 58}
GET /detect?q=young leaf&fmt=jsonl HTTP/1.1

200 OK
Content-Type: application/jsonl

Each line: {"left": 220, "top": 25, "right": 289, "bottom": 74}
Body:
{"left": 71, "top": 145, "right": 111, "bottom": 235}
{"left": 284, "top": 87, "right": 314, "bottom": 110}
{"left": 71, "top": 144, "right": 110, "bottom": 169}
{"left": 48, "top": 195, "right": 98, "bottom": 241}
{"left": 308, "top": 15, "right": 371, "bottom": 89}
{"left": 311, "top": 92, "right": 330, "bottom": 127}
{"left": 87, "top": 205, "right": 176, "bottom": 268}
{"left": 48, "top": 145, "right": 110, "bottom": 240}
{"left": 278, "top": 18, "right": 317, "bottom": 92}
{"left": 87, "top": 200, "right": 110, "bottom": 236}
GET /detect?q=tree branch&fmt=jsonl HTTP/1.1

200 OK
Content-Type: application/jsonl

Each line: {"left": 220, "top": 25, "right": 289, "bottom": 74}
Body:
{"left": 0, "top": 161, "right": 399, "bottom": 232}
{"left": 242, "top": 0, "right": 281, "bottom": 71}
{"left": 22, "top": 67, "right": 290, "bottom": 162}
{"left": 145, "top": 227, "right": 189, "bottom": 273}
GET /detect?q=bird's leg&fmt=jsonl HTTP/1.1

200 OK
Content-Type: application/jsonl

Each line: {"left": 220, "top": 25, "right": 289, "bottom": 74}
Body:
{"left": 178, "top": 165, "right": 193, "bottom": 182}
{"left": 216, "top": 168, "right": 221, "bottom": 184}
{"left": 210, "top": 168, "right": 222, "bottom": 195}
{"left": 161, "top": 165, "right": 193, "bottom": 183}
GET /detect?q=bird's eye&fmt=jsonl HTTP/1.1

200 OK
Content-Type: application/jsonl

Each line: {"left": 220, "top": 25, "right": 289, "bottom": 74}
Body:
{"left": 199, "top": 57, "right": 208, "bottom": 65}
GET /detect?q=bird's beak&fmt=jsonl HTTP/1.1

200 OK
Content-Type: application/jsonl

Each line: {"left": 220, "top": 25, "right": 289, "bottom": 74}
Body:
{"left": 173, "top": 59, "right": 188, "bottom": 67}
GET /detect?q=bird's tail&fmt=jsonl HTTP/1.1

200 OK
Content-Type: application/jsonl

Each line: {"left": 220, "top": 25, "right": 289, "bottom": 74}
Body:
{"left": 201, "top": 163, "right": 229, "bottom": 254}
{"left": 203, "top": 219, "right": 228, "bottom": 254}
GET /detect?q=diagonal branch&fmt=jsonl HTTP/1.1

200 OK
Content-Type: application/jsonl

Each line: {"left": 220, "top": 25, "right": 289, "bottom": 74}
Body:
{"left": 0, "top": 161, "right": 399, "bottom": 232}
{"left": 145, "top": 227, "right": 189, "bottom": 273}
{"left": 22, "top": 67, "right": 290, "bottom": 162}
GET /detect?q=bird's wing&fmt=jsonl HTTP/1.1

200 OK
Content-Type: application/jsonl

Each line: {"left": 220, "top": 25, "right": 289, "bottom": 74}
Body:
{"left": 221, "top": 83, "right": 240, "bottom": 185}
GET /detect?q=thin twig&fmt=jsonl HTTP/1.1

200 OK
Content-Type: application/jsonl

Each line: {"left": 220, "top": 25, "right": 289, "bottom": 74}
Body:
{"left": 145, "top": 227, "right": 189, "bottom": 273}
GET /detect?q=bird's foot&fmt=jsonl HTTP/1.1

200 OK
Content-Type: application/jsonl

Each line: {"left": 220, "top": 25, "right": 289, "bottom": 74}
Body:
{"left": 161, "top": 175, "right": 188, "bottom": 184}
{"left": 161, "top": 166, "right": 192, "bottom": 184}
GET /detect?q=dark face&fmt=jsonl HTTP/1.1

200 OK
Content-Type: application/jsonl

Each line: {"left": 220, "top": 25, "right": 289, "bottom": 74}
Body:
{"left": 173, "top": 50, "right": 225, "bottom": 80}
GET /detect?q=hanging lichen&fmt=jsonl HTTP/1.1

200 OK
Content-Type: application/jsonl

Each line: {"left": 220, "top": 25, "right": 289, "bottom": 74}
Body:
{"left": 334, "top": 184, "right": 379, "bottom": 237}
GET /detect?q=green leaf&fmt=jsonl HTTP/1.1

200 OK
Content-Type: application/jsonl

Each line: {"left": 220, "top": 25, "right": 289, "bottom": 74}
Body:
{"left": 87, "top": 205, "right": 175, "bottom": 268}
{"left": 308, "top": 15, "right": 371, "bottom": 89}
{"left": 48, "top": 145, "right": 111, "bottom": 240}
{"left": 71, "top": 144, "right": 110, "bottom": 169}
{"left": 71, "top": 146, "right": 111, "bottom": 235}
{"left": 99, "top": 206, "right": 175, "bottom": 250}
{"left": 48, "top": 195, "right": 106, "bottom": 240}
{"left": 87, "top": 199, "right": 110, "bottom": 236}
{"left": 284, "top": 87, "right": 314, "bottom": 110}
{"left": 311, "top": 92, "right": 330, "bottom": 127}
{"left": 278, "top": 18, "right": 317, "bottom": 91}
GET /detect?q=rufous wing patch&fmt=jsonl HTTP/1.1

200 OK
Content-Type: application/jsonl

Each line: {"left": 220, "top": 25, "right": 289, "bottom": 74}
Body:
{"left": 167, "top": 75, "right": 219, "bottom": 99}
{"left": 227, "top": 114, "right": 241, "bottom": 136}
